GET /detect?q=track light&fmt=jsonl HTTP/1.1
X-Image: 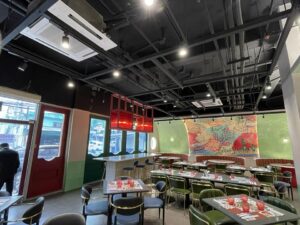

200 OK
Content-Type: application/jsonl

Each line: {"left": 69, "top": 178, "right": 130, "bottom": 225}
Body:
{"left": 113, "top": 70, "right": 121, "bottom": 78}
{"left": 67, "top": 80, "right": 75, "bottom": 88}
{"left": 206, "top": 92, "right": 211, "bottom": 98}
{"left": 262, "top": 92, "right": 267, "bottom": 99}
{"left": 144, "top": 0, "right": 154, "bottom": 6}
{"left": 163, "top": 99, "right": 168, "bottom": 103}
{"left": 266, "top": 77, "right": 272, "bottom": 90}
{"left": 18, "top": 61, "right": 28, "bottom": 72}
{"left": 61, "top": 34, "right": 70, "bottom": 49}
{"left": 178, "top": 47, "right": 188, "bottom": 58}
{"left": 173, "top": 105, "right": 177, "bottom": 108}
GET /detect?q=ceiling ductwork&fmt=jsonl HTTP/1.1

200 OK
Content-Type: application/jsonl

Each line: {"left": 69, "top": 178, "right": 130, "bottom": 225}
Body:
{"left": 21, "top": 0, "right": 117, "bottom": 61}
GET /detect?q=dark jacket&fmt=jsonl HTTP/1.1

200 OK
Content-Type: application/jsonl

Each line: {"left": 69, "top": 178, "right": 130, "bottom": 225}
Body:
{"left": 0, "top": 148, "right": 20, "bottom": 179}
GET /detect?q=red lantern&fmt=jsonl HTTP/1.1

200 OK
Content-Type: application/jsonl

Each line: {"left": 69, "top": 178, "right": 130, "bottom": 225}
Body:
{"left": 110, "top": 94, "right": 133, "bottom": 130}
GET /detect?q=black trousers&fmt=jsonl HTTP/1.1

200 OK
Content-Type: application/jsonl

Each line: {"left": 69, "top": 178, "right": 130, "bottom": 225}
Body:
{"left": 0, "top": 177, "right": 14, "bottom": 195}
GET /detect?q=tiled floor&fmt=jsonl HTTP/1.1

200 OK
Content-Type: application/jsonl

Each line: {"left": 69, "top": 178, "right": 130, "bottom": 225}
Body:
{"left": 7, "top": 188, "right": 300, "bottom": 225}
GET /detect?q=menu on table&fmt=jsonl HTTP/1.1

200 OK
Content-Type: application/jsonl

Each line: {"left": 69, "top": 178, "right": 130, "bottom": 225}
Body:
{"left": 108, "top": 180, "right": 143, "bottom": 191}
{"left": 214, "top": 197, "right": 283, "bottom": 222}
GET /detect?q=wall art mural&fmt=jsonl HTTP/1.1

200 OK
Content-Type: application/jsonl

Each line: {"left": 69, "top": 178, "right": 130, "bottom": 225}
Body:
{"left": 185, "top": 115, "right": 259, "bottom": 157}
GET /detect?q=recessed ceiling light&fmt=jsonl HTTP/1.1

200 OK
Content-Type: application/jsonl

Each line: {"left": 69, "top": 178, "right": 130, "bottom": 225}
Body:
{"left": 163, "top": 99, "right": 168, "bottom": 103}
{"left": 266, "top": 77, "right": 272, "bottom": 90}
{"left": 67, "top": 80, "right": 75, "bottom": 88}
{"left": 144, "top": 0, "right": 154, "bottom": 6}
{"left": 262, "top": 93, "right": 267, "bottom": 99}
{"left": 206, "top": 92, "right": 211, "bottom": 97}
{"left": 173, "top": 105, "right": 177, "bottom": 108}
{"left": 61, "top": 34, "right": 70, "bottom": 49}
{"left": 178, "top": 47, "right": 188, "bottom": 58}
{"left": 113, "top": 70, "right": 121, "bottom": 78}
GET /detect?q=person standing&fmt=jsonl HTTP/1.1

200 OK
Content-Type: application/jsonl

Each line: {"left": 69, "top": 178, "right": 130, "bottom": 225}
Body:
{"left": 0, "top": 143, "right": 20, "bottom": 195}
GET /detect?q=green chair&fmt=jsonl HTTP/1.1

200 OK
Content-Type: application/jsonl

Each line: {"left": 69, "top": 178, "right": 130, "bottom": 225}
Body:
{"left": 199, "top": 189, "right": 225, "bottom": 212}
{"left": 224, "top": 184, "right": 251, "bottom": 196}
{"left": 161, "top": 159, "right": 171, "bottom": 168}
{"left": 191, "top": 181, "right": 214, "bottom": 207}
{"left": 151, "top": 174, "right": 168, "bottom": 187}
{"left": 168, "top": 176, "right": 191, "bottom": 213}
{"left": 263, "top": 196, "right": 298, "bottom": 225}
{"left": 172, "top": 163, "right": 184, "bottom": 170}
{"left": 189, "top": 204, "right": 235, "bottom": 225}
{"left": 186, "top": 165, "right": 198, "bottom": 171}
{"left": 275, "top": 171, "right": 294, "bottom": 200}
{"left": 215, "top": 164, "right": 227, "bottom": 173}
{"left": 255, "top": 172, "right": 277, "bottom": 196}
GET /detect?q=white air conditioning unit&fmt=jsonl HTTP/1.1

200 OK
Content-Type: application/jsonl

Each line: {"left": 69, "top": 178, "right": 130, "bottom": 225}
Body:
{"left": 21, "top": 0, "right": 117, "bottom": 62}
{"left": 192, "top": 98, "right": 223, "bottom": 108}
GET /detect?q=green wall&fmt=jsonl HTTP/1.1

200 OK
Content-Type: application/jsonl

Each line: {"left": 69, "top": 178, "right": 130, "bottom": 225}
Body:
{"left": 257, "top": 113, "right": 292, "bottom": 159}
{"left": 154, "top": 113, "right": 293, "bottom": 159}
{"left": 156, "top": 120, "right": 189, "bottom": 153}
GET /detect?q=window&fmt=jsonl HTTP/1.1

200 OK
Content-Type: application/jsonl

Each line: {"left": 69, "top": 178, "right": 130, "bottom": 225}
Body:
{"left": 138, "top": 132, "right": 147, "bottom": 152}
{"left": 38, "top": 111, "right": 64, "bottom": 160}
{"left": 109, "top": 129, "right": 122, "bottom": 155}
{"left": 0, "top": 96, "right": 37, "bottom": 121}
{"left": 126, "top": 131, "right": 135, "bottom": 154}
{"left": 87, "top": 118, "right": 107, "bottom": 156}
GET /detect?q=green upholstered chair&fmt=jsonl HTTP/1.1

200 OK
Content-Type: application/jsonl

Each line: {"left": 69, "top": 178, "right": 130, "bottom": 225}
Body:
{"left": 255, "top": 172, "right": 277, "bottom": 197}
{"left": 161, "top": 159, "right": 171, "bottom": 168}
{"left": 151, "top": 174, "right": 168, "bottom": 188}
{"left": 215, "top": 164, "right": 227, "bottom": 173}
{"left": 199, "top": 189, "right": 225, "bottom": 212}
{"left": 224, "top": 184, "right": 251, "bottom": 196}
{"left": 275, "top": 171, "right": 294, "bottom": 200}
{"left": 263, "top": 196, "right": 298, "bottom": 225}
{"left": 168, "top": 176, "right": 191, "bottom": 213}
{"left": 189, "top": 205, "right": 235, "bottom": 225}
{"left": 191, "top": 181, "right": 214, "bottom": 206}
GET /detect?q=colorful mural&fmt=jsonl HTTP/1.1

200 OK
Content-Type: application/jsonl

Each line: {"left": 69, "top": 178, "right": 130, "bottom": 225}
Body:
{"left": 185, "top": 115, "right": 259, "bottom": 156}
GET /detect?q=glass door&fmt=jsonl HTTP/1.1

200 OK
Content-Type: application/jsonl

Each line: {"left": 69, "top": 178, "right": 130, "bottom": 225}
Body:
{"left": 0, "top": 119, "right": 34, "bottom": 195}
{"left": 27, "top": 105, "right": 70, "bottom": 198}
{"left": 84, "top": 117, "right": 108, "bottom": 183}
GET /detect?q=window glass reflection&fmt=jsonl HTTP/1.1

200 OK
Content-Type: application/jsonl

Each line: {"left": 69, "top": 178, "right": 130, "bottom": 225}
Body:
{"left": 87, "top": 118, "right": 106, "bottom": 156}
{"left": 110, "top": 129, "right": 122, "bottom": 155}
{"left": 126, "top": 131, "right": 135, "bottom": 154}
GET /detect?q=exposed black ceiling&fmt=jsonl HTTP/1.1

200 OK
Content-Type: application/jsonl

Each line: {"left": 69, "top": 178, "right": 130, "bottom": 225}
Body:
{"left": 0, "top": 0, "right": 297, "bottom": 118}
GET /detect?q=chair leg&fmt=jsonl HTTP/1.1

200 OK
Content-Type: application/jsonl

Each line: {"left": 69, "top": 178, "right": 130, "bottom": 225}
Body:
{"left": 183, "top": 194, "right": 186, "bottom": 215}
{"left": 162, "top": 207, "right": 165, "bottom": 225}
{"left": 159, "top": 208, "right": 161, "bottom": 218}
{"left": 290, "top": 187, "right": 294, "bottom": 201}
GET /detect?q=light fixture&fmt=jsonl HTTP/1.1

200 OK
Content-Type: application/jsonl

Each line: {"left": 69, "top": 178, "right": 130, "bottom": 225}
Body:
{"left": 18, "top": 61, "right": 28, "bottom": 72}
{"left": 61, "top": 34, "right": 70, "bottom": 49}
{"left": 144, "top": 0, "right": 154, "bottom": 7}
{"left": 113, "top": 70, "right": 121, "bottom": 78}
{"left": 266, "top": 77, "right": 272, "bottom": 90}
{"left": 178, "top": 47, "right": 188, "bottom": 58}
{"left": 282, "top": 138, "right": 289, "bottom": 144}
{"left": 262, "top": 92, "right": 267, "bottom": 99}
{"left": 206, "top": 92, "right": 211, "bottom": 98}
{"left": 163, "top": 99, "right": 168, "bottom": 103}
{"left": 173, "top": 105, "right": 177, "bottom": 108}
{"left": 67, "top": 80, "right": 75, "bottom": 88}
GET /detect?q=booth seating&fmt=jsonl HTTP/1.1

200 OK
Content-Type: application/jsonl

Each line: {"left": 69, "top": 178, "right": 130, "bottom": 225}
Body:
{"left": 195, "top": 156, "right": 245, "bottom": 165}
{"left": 255, "top": 158, "right": 297, "bottom": 188}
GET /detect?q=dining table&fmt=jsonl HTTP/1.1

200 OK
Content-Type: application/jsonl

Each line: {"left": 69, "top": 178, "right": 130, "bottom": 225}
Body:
{"left": 103, "top": 179, "right": 150, "bottom": 225}
{"left": 0, "top": 195, "right": 23, "bottom": 225}
{"left": 207, "top": 159, "right": 235, "bottom": 165}
{"left": 202, "top": 195, "right": 300, "bottom": 225}
{"left": 269, "top": 163, "right": 297, "bottom": 187}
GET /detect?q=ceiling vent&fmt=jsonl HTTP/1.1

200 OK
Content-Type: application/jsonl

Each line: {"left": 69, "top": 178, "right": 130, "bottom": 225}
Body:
{"left": 21, "top": 0, "right": 117, "bottom": 61}
{"left": 192, "top": 98, "right": 223, "bottom": 108}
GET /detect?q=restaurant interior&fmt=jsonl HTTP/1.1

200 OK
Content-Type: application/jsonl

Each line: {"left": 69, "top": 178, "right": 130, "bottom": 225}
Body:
{"left": 0, "top": 0, "right": 300, "bottom": 224}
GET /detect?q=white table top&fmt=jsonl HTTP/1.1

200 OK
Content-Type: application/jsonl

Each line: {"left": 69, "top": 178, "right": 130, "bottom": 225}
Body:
{"left": 94, "top": 153, "right": 160, "bottom": 162}
{"left": 270, "top": 163, "right": 295, "bottom": 169}
{"left": 159, "top": 156, "right": 181, "bottom": 160}
{"left": 208, "top": 159, "right": 235, "bottom": 164}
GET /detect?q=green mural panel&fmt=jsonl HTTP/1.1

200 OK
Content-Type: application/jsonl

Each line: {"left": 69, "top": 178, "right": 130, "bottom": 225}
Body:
{"left": 257, "top": 113, "right": 292, "bottom": 159}
{"left": 64, "top": 160, "right": 85, "bottom": 191}
{"left": 157, "top": 120, "right": 189, "bottom": 153}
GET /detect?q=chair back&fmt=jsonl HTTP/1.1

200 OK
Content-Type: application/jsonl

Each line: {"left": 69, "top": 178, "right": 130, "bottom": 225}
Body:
{"left": 224, "top": 184, "right": 251, "bottom": 196}
{"left": 189, "top": 205, "right": 212, "bottom": 225}
{"left": 155, "top": 181, "right": 167, "bottom": 201}
{"left": 199, "top": 189, "right": 224, "bottom": 212}
{"left": 161, "top": 159, "right": 170, "bottom": 167}
{"left": 81, "top": 185, "right": 92, "bottom": 205}
{"left": 151, "top": 174, "right": 168, "bottom": 186}
{"left": 43, "top": 213, "right": 85, "bottom": 225}
{"left": 215, "top": 164, "right": 226, "bottom": 172}
{"left": 186, "top": 165, "right": 197, "bottom": 171}
{"left": 134, "top": 160, "right": 139, "bottom": 167}
{"left": 145, "top": 159, "right": 150, "bottom": 164}
{"left": 168, "top": 176, "right": 187, "bottom": 190}
{"left": 112, "top": 197, "right": 143, "bottom": 216}
{"left": 23, "top": 197, "right": 45, "bottom": 225}
{"left": 263, "top": 196, "right": 298, "bottom": 225}
{"left": 191, "top": 181, "right": 213, "bottom": 195}
{"left": 255, "top": 172, "right": 274, "bottom": 184}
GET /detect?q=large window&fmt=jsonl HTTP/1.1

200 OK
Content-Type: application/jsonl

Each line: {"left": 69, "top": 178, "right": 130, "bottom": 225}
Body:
{"left": 87, "top": 118, "right": 107, "bottom": 156}
{"left": 138, "top": 132, "right": 147, "bottom": 153}
{"left": 109, "top": 129, "right": 122, "bottom": 155}
{"left": 0, "top": 96, "right": 37, "bottom": 121}
{"left": 126, "top": 131, "right": 135, "bottom": 154}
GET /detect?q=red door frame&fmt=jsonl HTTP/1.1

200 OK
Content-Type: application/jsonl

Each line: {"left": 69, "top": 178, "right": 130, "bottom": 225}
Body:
{"left": 27, "top": 104, "right": 70, "bottom": 198}
{"left": 0, "top": 119, "right": 34, "bottom": 195}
